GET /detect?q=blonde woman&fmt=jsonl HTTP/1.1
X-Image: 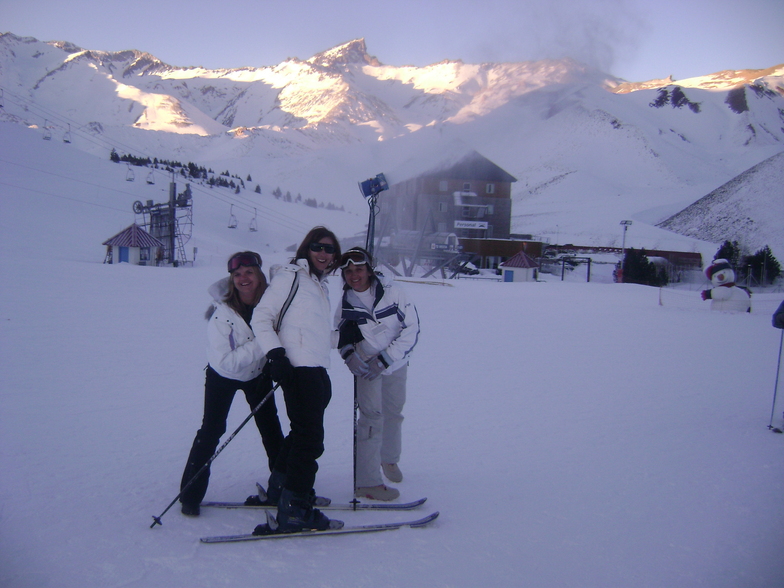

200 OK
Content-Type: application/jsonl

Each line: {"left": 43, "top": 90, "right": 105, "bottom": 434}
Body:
{"left": 179, "top": 252, "right": 284, "bottom": 516}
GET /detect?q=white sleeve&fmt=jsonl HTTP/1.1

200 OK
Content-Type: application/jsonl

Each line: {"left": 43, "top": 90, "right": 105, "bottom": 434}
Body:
{"left": 250, "top": 267, "right": 296, "bottom": 355}
{"left": 207, "top": 310, "right": 264, "bottom": 378}
{"left": 381, "top": 286, "right": 420, "bottom": 365}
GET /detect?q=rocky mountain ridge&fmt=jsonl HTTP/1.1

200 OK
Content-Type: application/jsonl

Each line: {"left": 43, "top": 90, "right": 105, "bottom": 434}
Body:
{"left": 1, "top": 32, "right": 782, "bottom": 259}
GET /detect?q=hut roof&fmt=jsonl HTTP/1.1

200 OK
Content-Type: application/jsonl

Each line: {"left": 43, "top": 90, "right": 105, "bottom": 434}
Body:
{"left": 102, "top": 224, "right": 164, "bottom": 248}
{"left": 500, "top": 250, "right": 539, "bottom": 269}
{"left": 423, "top": 150, "right": 517, "bottom": 183}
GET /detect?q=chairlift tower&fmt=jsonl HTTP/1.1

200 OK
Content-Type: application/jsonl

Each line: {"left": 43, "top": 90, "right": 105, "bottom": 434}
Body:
{"left": 132, "top": 173, "right": 193, "bottom": 266}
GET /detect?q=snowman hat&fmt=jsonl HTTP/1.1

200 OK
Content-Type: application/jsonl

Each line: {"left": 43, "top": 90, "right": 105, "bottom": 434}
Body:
{"left": 705, "top": 259, "right": 732, "bottom": 280}
{"left": 705, "top": 259, "right": 735, "bottom": 285}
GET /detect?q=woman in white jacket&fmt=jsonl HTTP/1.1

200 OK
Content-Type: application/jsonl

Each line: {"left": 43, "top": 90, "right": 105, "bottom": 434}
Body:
{"left": 335, "top": 247, "right": 420, "bottom": 501}
{"left": 179, "top": 252, "right": 284, "bottom": 516}
{"left": 250, "top": 227, "right": 344, "bottom": 533}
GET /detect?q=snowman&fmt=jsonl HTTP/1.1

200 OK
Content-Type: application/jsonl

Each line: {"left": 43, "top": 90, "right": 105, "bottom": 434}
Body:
{"left": 701, "top": 259, "right": 751, "bottom": 312}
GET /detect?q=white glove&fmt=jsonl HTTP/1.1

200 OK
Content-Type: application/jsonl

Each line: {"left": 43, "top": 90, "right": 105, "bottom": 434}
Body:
{"left": 363, "top": 356, "right": 386, "bottom": 381}
{"left": 341, "top": 346, "right": 369, "bottom": 377}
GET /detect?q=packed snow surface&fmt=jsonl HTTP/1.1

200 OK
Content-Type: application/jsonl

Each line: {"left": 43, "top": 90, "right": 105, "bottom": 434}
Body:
{"left": 1, "top": 120, "right": 783, "bottom": 587}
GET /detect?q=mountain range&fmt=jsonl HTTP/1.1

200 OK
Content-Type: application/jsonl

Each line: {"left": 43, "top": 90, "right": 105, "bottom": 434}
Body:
{"left": 1, "top": 32, "right": 782, "bottom": 262}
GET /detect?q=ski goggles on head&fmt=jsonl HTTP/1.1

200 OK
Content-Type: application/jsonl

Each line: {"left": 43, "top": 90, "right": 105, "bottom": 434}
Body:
{"left": 308, "top": 242, "right": 336, "bottom": 254}
{"left": 339, "top": 250, "right": 371, "bottom": 270}
{"left": 227, "top": 252, "right": 261, "bottom": 273}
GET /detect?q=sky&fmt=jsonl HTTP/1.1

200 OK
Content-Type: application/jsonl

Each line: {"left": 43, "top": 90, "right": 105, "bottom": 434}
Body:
{"left": 1, "top": 0, "right": 782, "bottom": 82}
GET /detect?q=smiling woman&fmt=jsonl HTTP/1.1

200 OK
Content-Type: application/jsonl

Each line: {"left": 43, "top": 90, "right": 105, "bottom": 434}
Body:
{"left": 178, "top": 250, "right": 284, "bottom": 517}
{"left": 250, "top": 227, "right": 344, "bottom": 534}
{"left": 334, "top": 247, "right": 421, "bottom": 501}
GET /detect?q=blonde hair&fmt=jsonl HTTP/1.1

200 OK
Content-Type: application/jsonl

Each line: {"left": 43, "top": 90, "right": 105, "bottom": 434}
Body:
{"left": 224, "top": 253, "right": 267, "bottom": 312}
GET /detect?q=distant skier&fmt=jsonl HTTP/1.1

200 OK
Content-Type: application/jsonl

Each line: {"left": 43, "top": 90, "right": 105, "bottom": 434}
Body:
{"left": 700, "top": 258, "right": 751, "bottom": 312}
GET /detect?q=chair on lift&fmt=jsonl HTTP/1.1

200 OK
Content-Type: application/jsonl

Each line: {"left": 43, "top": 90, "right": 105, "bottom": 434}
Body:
{"left": 228, "top": 204, "right": 238, "bottom": 229}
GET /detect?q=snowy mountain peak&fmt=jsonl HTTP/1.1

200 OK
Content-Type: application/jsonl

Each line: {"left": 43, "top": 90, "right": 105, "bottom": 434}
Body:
{"left": 65, "top": 48, "right": 172, "bottom": 77}
{"left": 47, "top": 39, "right": 84, "bottom": 54}
{"left": 307, "top": 38, "right": 381, "bottom": 68}
{"left": 0, "top": 32, "right": 782, "bottom": 258}
{"left": 613, "top": 65, "right": 784, "bottom": 94}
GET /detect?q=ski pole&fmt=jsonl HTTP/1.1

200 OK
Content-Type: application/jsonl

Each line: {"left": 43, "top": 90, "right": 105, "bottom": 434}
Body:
{"left": 350, "top": 375, "right": 360, "bottom": 510}
{"left": 150, "top": 382, "right": 280, "bottom": 528}
{"left": 768, "top": 329, "right": 784, "bottom": 433}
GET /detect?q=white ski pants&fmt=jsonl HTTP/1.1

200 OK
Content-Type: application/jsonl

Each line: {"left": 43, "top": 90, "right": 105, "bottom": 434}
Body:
{"left": 355, "top": 365, "right": 407, "bottom": 488}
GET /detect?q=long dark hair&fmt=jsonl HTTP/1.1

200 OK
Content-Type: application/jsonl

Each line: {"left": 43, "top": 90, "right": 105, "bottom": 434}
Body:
{"left": 292, "top": 226, "right": 341, "bottom": 275}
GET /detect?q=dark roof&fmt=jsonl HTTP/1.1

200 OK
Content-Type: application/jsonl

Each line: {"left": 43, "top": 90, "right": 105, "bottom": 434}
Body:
{"left": 500, "top": 250, "right": 539, "bottom": 269}
{"left": 425, "top": 150, "right": 517, "bottom": 183}
{"left": 102, "top": 224, "right": 164, "bottom": 248}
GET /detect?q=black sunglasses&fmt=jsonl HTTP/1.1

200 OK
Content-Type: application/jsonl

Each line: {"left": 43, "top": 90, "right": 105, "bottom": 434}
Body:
{"left": 309, "top": 242, "right": 336, "bottom": 254}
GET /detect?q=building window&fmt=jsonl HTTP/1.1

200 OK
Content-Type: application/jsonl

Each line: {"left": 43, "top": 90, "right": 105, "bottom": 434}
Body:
{"left": 439, "top": 180, "right": 448, "bottom": 192}
{"left": 438, "top": 201, "right": 448, "bottom": 212}
{"left": 486, "top": 183, "right": 495, "bottom": 194}
{"left": 462, "top": 182, "right": 471, "bottom": 192}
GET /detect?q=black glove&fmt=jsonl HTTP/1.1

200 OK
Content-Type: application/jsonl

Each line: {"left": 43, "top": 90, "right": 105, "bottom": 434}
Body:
{"left": 338, "top": 320, "right": 364, "bottom": 349}
{"left": 266, "top": 347, "right": 294, "bottom": 386}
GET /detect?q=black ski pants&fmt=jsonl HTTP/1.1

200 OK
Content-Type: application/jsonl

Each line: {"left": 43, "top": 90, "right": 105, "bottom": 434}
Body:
{"left": 180, "top": 366, "right": 284, "bottom": 506}
{"left": 273, "top": 366, "right": 332, "bottom": 495}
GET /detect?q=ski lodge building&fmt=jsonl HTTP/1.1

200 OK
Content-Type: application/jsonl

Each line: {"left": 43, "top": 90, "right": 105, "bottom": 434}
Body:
{"left": 376, "top": 150, "right": 542, "bottom": 274}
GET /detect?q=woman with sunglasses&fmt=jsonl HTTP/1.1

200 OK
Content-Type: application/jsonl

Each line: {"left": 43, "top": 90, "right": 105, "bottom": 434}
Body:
{"left": 179, "top": 251, "right": 285, "bottom": 516}
{"left": 335, "top": 247, "right": 420, "bottom": 501}
{"left": 250, "top": 227, "right": 344, "bottom": 533}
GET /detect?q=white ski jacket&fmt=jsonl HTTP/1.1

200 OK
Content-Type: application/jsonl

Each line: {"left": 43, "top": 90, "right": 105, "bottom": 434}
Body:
{"left": 205, "top": 278, "right": 267, "bottom": 382}
{"left": 251, "top": 260, "right": 334, "bottom": 368}
{"left": 335, "top": 274, "right": 420, "bottom": 375}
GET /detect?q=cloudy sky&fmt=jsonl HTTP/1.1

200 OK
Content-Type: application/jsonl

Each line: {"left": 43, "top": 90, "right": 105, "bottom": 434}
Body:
{"left": 2, "top": 0, "right": 781, "bottom": 81}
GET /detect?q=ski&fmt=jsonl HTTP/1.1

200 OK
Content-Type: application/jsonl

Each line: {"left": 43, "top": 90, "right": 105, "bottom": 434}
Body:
{"left": 201, "top": 483, "right": 427, "bottom": 511}
{"left": 202, "top": 496, "right": 427, "bottom": 511}
{"left": 200, "top": 511, "right": 439, "bottom": 543}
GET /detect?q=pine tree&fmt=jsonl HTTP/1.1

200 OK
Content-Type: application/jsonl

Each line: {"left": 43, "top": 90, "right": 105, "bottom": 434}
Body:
{"left": 255, "top": 185, "right": 261, "bottom": 194}
{"left": 715, "top": 240, "right": 741, "bottom": 267}
{"left": 622, "top": 248, "right": 665, "bottom": 287}
{"left": 742, "top": 246, "right": 781, "bottom": 285}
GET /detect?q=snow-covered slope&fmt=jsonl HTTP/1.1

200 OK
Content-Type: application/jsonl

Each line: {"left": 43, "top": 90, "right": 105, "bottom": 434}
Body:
{"left": 2, "top": 105, "right": 784, "bottom": 588}
{"left": 1, "top": 32, "right": 782, "bottom": 259}
{"left": 658, "top": 151, "right": 784, "bottom": 253}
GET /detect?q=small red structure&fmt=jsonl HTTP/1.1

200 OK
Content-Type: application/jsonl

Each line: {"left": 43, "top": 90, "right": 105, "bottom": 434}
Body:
{"left": 103, "top": 224, "right": 164, "bottom": 265}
